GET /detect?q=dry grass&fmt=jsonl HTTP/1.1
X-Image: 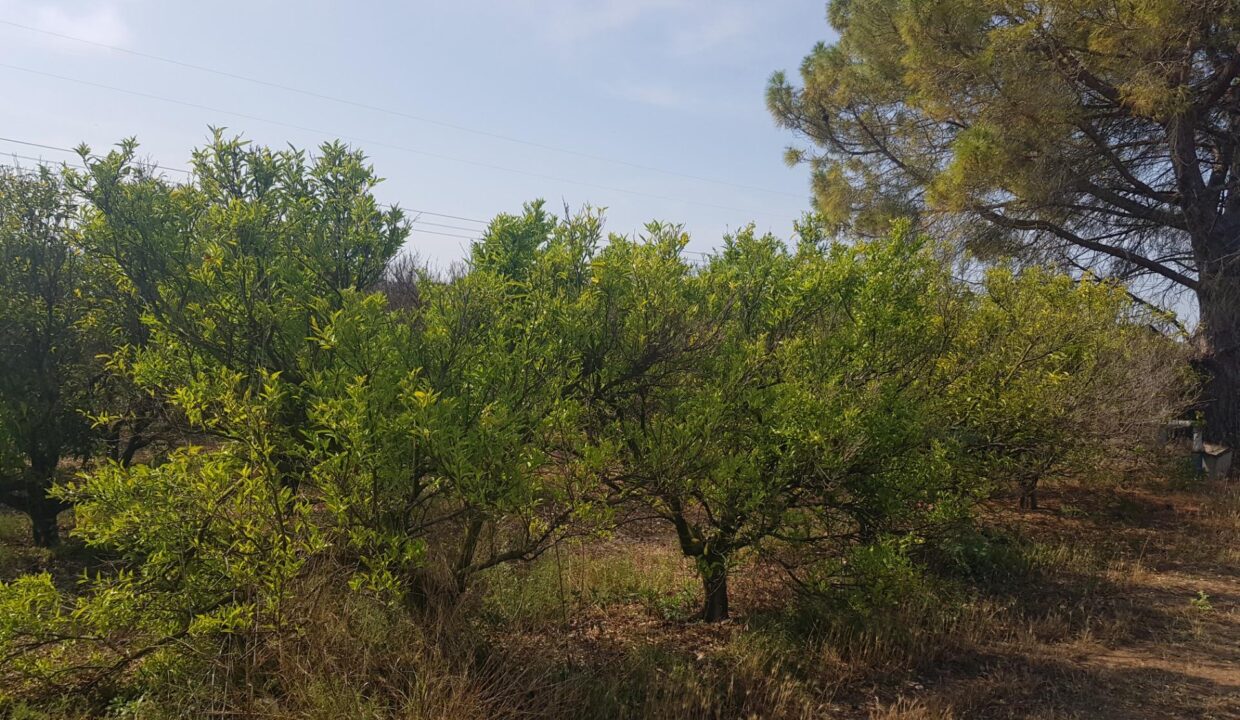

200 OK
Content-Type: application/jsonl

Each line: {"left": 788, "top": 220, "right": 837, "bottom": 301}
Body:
{"left": 2, "top": 473, "right": 1237, "bottom": 719}
{"left": 872, "top": 478, "right": 1240, "bottom": 720}
{"left": 464, "top": 474, "right": 1240, "bottom": 719}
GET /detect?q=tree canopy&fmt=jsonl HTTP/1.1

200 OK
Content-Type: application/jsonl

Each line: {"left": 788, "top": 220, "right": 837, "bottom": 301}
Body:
{"left": 0, "top": 135, "right": 1189, "bottom": 710}
{"left": 0, "top": 167, "right": 111, "bottom": 545}
{"left": 769, "top": 0, "right": 1240, "bottom": 445}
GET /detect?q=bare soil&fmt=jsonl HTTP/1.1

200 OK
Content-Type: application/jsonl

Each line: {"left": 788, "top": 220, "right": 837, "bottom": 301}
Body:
{"left": 2, "top": 475, "right": 1235, "bottom": 718}
{"left": 495, "top": 477, "right": 1240, "bottom": 719}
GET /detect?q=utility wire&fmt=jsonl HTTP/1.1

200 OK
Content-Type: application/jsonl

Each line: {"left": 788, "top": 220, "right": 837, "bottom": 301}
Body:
{"left": 405, "top": 217, "right": 486, "bottom": 233}
{"left": 1, "top": 155, "right": 724, "bottom": 251}
{"left": 0, "top": 19, "right": 803, "bottom": 200}
{"left": 406, "top": 227, "right": 479, "bottom": 240}
{"left": 0, "top": 136, "right": 489, "bottom": 228}
{"left": 0, "top": 62, "right": 785, "bottom": 219}
{"left": 0, "top": 154, "right": 480, "bottom": 241}
{"left": 0, "top": 137, "right": 190, "bottom": 175}
{"left": 401, "top": 209, "right": 487, "bottom": 225}
{"left": 0, "top": 140, "right": 758, "bottom": 249}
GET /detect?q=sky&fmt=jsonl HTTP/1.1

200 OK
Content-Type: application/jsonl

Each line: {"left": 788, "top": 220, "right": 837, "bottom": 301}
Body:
{"left": 0, "top": 0, "right": 833, "bottom": 268}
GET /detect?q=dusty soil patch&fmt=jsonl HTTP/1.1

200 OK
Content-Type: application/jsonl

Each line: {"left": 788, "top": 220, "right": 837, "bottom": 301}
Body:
{"left": 488, "top": 478, "right": 1240, "bottom": 719}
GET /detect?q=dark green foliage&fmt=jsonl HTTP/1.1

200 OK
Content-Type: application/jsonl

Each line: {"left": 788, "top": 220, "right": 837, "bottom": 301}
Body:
{"left": 0, "top": 167, "right": 107, "bottom": 546}
{"left": 769, "top": 0, "right": 1239, "bottom": 448}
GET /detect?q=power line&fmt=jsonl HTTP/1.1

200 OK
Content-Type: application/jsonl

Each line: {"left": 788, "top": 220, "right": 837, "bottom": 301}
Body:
{"left": 0, "top": 138, "right": 191, "bottom": 175}
{"left": 406, "top": 216, "right": 485, "bottom": 233}
{"left": 403, "top": 209, "right": 487, "bottom": 225}
{"left": 0, "top": 157, "right": 65, "bottom": 174}
{"left": 407, "top": 227, "right": 479, "bottom": 240}
{"left": 0, "top": 62, "right": 786, "bottom": 219}
{"left": 0, "top": 156, "right": 479, "bottom": 241}
{"left": 0, "top": 136, "right": 489, "bottom": 228}
{"left": 0, "top": 151, "right": 481, "bottom": 241}
{"left": 0, "top": 19, "right": 803, "bottom": 200}
{"left": 0, "top": 138, "right": 774, "bottom": 249}
{"left": 0, "top": 156, "right": 737, "bottom": 252}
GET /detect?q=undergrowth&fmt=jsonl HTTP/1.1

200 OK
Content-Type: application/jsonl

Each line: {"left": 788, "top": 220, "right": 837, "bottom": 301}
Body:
{"left": 2, "top": 477, "right": 1236, "bottom": 719}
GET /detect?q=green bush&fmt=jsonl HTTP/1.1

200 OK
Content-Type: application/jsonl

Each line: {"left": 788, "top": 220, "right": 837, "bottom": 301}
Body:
{"left": 0, "top": 136, "right": 1192, "bottom": 712}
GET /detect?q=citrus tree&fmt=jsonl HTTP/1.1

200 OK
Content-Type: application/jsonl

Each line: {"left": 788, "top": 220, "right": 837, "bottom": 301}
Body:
{"left": 0, "top": 166, "right": 111, "bottom": 546}
{"left": 944, "top": 267, "right": 1192, "bottom": 509}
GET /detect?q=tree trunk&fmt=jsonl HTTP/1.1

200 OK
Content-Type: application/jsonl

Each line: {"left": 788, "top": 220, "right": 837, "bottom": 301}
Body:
{"left": 120, "top": 429, "right": 151, "bottom": 468}
{"left": 700, "top": 556, "right": 729, "bottom": 622}
{"left": 1018, "top": 478, "right": 1039, "bottom": 510}
{"left": 26, "top": 458, "right": 61, "bottom": 548}
{"left": 29, "top": 498, "right": 60, "bottom": 548}
{"left": 1195, "top": 256, "right": 1240, "bottom": 464}
{"left": 452, "top": 515, "right": 485, "bottom": 594}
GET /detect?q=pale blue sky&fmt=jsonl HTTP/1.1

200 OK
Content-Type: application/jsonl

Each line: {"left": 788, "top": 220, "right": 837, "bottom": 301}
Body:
{"left": 0, "top": 1, "right": 831, "bottom": 267}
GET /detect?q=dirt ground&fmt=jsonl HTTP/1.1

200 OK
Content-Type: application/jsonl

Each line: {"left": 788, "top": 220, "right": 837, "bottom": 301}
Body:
{"left": 497, "top": 477, "right": 1240, "bottom": 719}
{"left": 2, "top": 475, "right": 1236, "bottom": 719}
{"left": 893, "top": 480, "right": 1240, "bottom": 719}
